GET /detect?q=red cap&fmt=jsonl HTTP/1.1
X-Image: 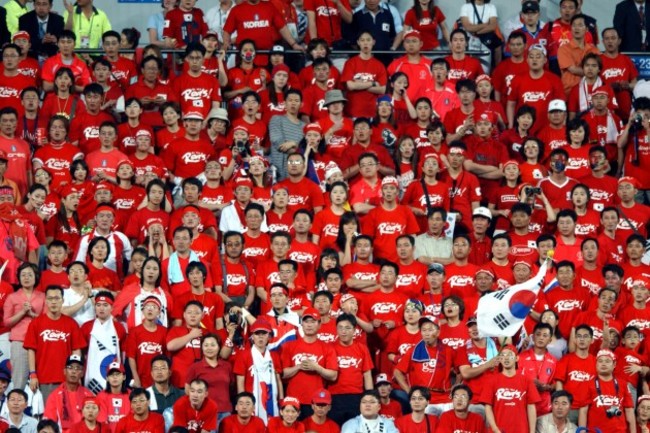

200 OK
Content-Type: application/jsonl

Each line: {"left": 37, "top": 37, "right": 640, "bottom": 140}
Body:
{"left": 476, "top": 111, "right": 497, "bottom": 124}
{"left": 302, "top": 307, "right": 321, "bottom": 321}
{"left": 403, "top": 30, "right": 421, "bottom": 41}
{"left": 381, "top": 176, "right": 399, "bottom": 188}
{"left": 513, "top": 260, "right": 532, "bottom": 269}
{"left": 503, "top": 160, "right": 519, "bottom": 169}
{"left": 234, "top": 176, "right": 254, "bottom": 190}
{"left": 250, "top": 319, "right": 273, "bottom": 333}
{"left": 204, "top": 30, "right": 219, "bottom": 39}
{"left": 12, "top": 31, "right": 30, "bottom": 41}
{"left": 280, "top": 396, "right": 301, "bottom": 409}
{"left": 638, "top": 395, "right": 650, "bottom": 404}
{"left": 272, "top": 64, "right": 290, "bottom": 77}
{"left": 340, "top": 293, "right": 356, "bottom": 304}
{"left": 303, "top": 123, "right": 323, "bottom": 135}
{"left": 249, "top": 155, "right": 270, "bottom": 168}
{"left": 135, "top": 129, "right": 152, "bottom": 138}
{"left": 144, "top": 218, "right": 164, "bottom": 230}
{"left": 183, "top": 111, "right": 204, "bottom": 121}
{"left": 312, "top": 388, "right": 332, "bottom": 404}
{"left": 107, "top": 361, "right": 125, "bottom": 373}
{"left": 59, "top": 184, "right": 79, "bottom": 198}
{"left": 421, "top": 152, "right": 442, "bottom": 166}
{"left": 95, "top": 294, "right": 114, "bottom": 305}
{"left": 475, "top": 74, "right": 491, "bottom": 84}
{"left": 619, "top": 176, "right": 641, "bottom": 189}
{"left": 501, "top": 344, "right": 518, "bottom": 355}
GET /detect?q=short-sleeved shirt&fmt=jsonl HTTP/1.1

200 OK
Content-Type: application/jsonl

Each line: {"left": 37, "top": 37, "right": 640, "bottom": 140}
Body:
{"left": 63, "top": 8, "right": 112, "bottom": 49}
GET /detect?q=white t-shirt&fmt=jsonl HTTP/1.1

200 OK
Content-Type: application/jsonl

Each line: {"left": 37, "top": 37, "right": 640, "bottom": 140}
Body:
{"left": 459, "top": 3, "right": 499, "bottom": 51}
{"left": 63, "top": 288, "right": 95, "bottom": 326}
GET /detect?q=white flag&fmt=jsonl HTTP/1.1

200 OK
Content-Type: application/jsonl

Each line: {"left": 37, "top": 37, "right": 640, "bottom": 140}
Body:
{"left": 477, "top": 261, "right": 548, "bottom": 337}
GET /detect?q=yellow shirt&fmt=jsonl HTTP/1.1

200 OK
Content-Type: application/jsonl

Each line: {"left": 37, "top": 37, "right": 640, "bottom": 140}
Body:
{"left": 4, "top": 0, "right": 29, "bottom": 35}
{"left": 63, "top": 7, "right": 111, "bottom": 50}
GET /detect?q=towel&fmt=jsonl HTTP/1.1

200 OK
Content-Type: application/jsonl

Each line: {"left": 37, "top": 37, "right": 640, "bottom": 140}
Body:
{"left": 167, "top": 251, "right": 199, "bottom": 285}
{"left": 250, "top": 347, "right": 279, "bottom": 424}
{"left": 579, "top": 77, "right": 603, "bottom": 112}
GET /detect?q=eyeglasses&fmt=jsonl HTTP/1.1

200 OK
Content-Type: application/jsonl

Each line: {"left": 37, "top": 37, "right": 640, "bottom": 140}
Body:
{"left": 452, "top": 394, "right": 469, "bottom": 400}
{"left": 131, "top": 398, "right": 148, "bottom": 404}
{"left": 287, "top": 160, "right": 303, "bottom": 166}
{"left": 66, "top": 365, "right": 83, "bottom": 371}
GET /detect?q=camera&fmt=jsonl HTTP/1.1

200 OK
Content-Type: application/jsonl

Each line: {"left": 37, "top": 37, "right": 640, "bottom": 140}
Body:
{"left": 228, "top": 312, "right": 239, "bottom": 325}
{"left": 605, "top": 406, "right": 622, "bottom": 418}
{"left": 235, "top": 140, "right": 250, "bottom": 158}
{"left": 524, "top": 187, "right": 541, "bottom": 196}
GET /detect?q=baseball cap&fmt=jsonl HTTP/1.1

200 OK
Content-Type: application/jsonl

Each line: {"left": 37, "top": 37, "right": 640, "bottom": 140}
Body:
{"left": 548, "top": 99, "right": 567, "bottom": 112}
{"left": 302, "top": 307, "right": 321, "bottom": 322}
{"left": 403, "top": 30, "right": 421, "bottom": 41}
{"left": 475, "top": 267, "right": 495, "bottom": 278}
{"left": 466, "top": 316, "right": 478, "bottom": 326}
{"left": 12, "top": 31, "right": 30, "bottom": 41}
{"left": 204, "top": 30, "right": 219, "bottom": 39}
{"left": 135, "top": 129, "right": 152, "bottom": 139}
{"left": 528, "top": 43, "right": 547, "bottom": 56}
{"left": 473, "top": 206, "right": 492, "bottom": 220}
{"left": 427, "top": 263, "right": 445, "bottom": 274}
{"left": 0, "top": 369, "right": 10, "bottom": 382}
{"left": 250, "top": 319, "right": 273, "bottom": 334}
{"left": 375, "top": 373, "right": 391, "bottom": 386}
{"left": 234, "top": 176, "right": 254, "bottom": 190}
{"left": 522, "top": 1, "right": 540, "bottom": 13}
{"left": 500, "top": 344, "right": 518, "bottom": 355}
{"left": 107, "top": 361, "right": 125, "bottom": 373}
{"left": 183, "top": 111, "right": 204, "bottom": 121}
{"left": 381, "top": 176, "right": 399, "bottom": 188}
{"left": 312, "top": 388, "right": 332, "bottom": 405}
{"left": 280, "top": 396, "right": 301, "bottom": 409}
{"left": 66, "top": 354, "right": 84, "bottom": 367}
{"left": 619, "top": 176, "right": 641, "bottom": 189}
{"left": 418, "top": 315, "right": 439, "bottom": 328}
{"left": 340, "top": 293, "right": 356, "bottom": 304}
{"left": 271, "top": 45, "right": 285, "bottom": 54}
{"left": 596, "top": 349, "right": 616, "bottom": 362}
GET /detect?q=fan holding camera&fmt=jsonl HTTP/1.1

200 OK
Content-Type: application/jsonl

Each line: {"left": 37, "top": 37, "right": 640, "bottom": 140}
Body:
{"left": 578, "top": 349, "right": 636, "bottom": 433}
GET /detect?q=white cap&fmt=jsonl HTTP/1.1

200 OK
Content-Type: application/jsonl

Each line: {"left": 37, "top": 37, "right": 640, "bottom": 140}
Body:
{"left": 528, "top": 43, "right": 547, "bottom": 56}
{"left": 548, "top": 99, "right": 567, "bottom": 112}
{"left": 472, "top": 206, "right": 492, "bottom": 220}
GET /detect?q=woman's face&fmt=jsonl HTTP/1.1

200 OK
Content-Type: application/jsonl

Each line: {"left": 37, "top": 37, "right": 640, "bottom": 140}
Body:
{"left": 377, "top": 101, "right": 392, "bottom": 118}
{"left": 202, "top": 337, "right": 219, "bottom": 359}
{"left": 49, "top": 119, "right": 67, "bottom": 141}
{"left": 34, "top": 169, "right": 51, "bottom": 186}
{"left": 148, "top": 185, "right": 164, "bottom": 205}
{"left": 541, "top": 311, "right": 558, "bottom": 328}
{"left": 306, "top": 131, "right": 322, "bottom": 146}
{"left": 321, "top": 255, "right": 337, "bottom": 270}
{"left": 427, "top": 128, "right": 443, "bottom": 145}
{"left": 572, "top": 188, "right": 588, "bottom": 207}
{"left": 273, "top": 71, "right": 289, "bottom": 89}
{"left": 329, "top": 185, "right": 347, "bottom": 205}
{"left": 117, "top": 164, "right": 134, "bottom": 180}
{"left": 73, "top": 165, "right": 87, "bottom": 182}
{"left": 399, "top": 139, "right": 415, "bottom": 158}
{"left": 311, "top": 44, "right": 327, "bottom": 59}
{"left": 569, "top": 126, "right": 585, "bottom": 145}
{"left": 394, "top": 76, "right": 408, "bottom": 91}
{"left": 19, "top": 268, "right": 36, "bottom": 288}
{"left": 416, "top": 102, "right": 431, "bottom": 121}
{"left": 248, "top": 159, "right": 266, "bottom": 176}
{"left": 504, "top": 164, "right": 519, "bottom": 180}
{"left": 55, "top": 73, "right": 72, "bottom": 91}
{"left": 143, "top": 260, "right": 160, "bottom": 282}
{"left": 29, "top": 189, "right": 46, "bottom": 208}
{"left": 280, "top": 406, "right": 299, "bottom": 424}
{"left": 517, "top": 113, "right": 534, "bottom": 131}
{"left": 162, "top": 107, "right": 180, "bottom": 126}
{"left": 523, "top": 140, "right": 539, "bottom": 159}
{"left": 91, "top": 241, "right": 108, "bottom": 261}
{"left": 272, "top": 189, "right": 289, "bottom": 208}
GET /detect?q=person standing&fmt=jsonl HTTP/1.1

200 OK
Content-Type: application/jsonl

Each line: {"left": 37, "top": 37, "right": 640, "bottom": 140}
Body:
{"left": 614, "top": 0, "right": 650, "bottom": 52}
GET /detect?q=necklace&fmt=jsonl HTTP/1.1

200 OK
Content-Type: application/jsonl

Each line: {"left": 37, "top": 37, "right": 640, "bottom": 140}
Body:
{"left": 56, "top": 95, "right": 71, "bottom": 117}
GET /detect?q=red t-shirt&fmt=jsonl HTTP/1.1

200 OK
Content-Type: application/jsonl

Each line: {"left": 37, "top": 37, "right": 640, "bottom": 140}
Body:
{"left": 507, "top": 71, "right": 565, "bottom": 133}
{"left": 538, "top": 176, "right": 578, "bottom": 211}
{"left": 33, "top": 143, "right": 83, "bottom": 190}
{"left": 173, "top": 395, "right": 218, "bottom": 433}
{"left": 436, "top": 410, "right": 486, "bottom": 433}
{"left": 165, "top": 326, "right": 206, "bottom": 387}
{"left": 554, "top": 352, "right": 597, "bottom": 408}
{"left": 162, "top": 136, "right": 216, "bottom": 178}
{"left": 395, "top": 414, "right": 438, "bottom": 433}
{"left": 395, "top": 260, "right": 428, "bottom": 298}
{"left": 124, "top": 324, "right": 167, "bottom": 389}
{"left": 545, "top": 286, "right": 589, "bottom": 338}
{"left": 310, "top": 208, "right": 342, "bottom": 250}
{"left": 124, "top": 208, "right": 170, "bottom": 244}
{"left": 581, "top": 174, "right": 617, "bottom": 212}
{"left": 23, "top": 314, "right": 87, "bottom": 384}
{"left": 172, "top": 73, "right": 221, "bottom": 119}
{"left": 492, "top": 58, "right": 529, "bottom": 107}
{"left": 162, "top": 7, "right": 208, "bottom": 47}
{"left": 218, "top": 415, "right": 266, "bottom": 433}
{"left": 404, "top": 7, "right": 445, "bottom": 49}
{"left": 276, "top": 177, "right": 326, "bottom": 214}
{"left": 361, "top": 204, "right": 420, "bottom": 262}
{"left": 583, "top": 376, "right": 634, "bottom": 433}
{"left": 342, "top": 261, "right": 379, "bottom": 304}
{"left": 302, "top": 417, "right": 340, "bottom": 433}
{"left": 395, "top": 342, "right": 453, "bottom": 403}
{"left": 173, "top": 291, "right": 224, "bottom": 332}
{"left": 0, "top": 72, "right": 36, "bottom": 114}
{"left": 445, "top": 55, "right": 483, "bottom": 85}
{"left": 223, "top": 2, "right": 284, "bottom": 50}
{"left": 340, "top": 55, "right": 388, "bottom": 118}
{"left": 239, "top": 233, "right": 271, "bottom": 269}
{"left": 281, "top": 337, "right": 339, "bottom": 404}
{"left": 125, "top": 79, "right": 176, "bottom": 129}
{"left": 114, "top": 412, "right": 165, "bottom": 433}
{"left": 479, "top": 372, "right": 541, "bottom": 433}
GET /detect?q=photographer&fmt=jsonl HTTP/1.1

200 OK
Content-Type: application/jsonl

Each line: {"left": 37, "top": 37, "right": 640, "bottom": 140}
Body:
{"left": 578, "top": 349, "right": 635, "bottom": 433}
{"left": 220, "top": 125, "right": 253, "bottom": 182}
{"left": 617, "top": 97, "right": 650, "bottom": 204}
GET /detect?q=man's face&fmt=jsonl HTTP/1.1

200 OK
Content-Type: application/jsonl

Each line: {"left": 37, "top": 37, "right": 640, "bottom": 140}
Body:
{"left": 508, "top": 37, "right": 526, "bottom": 57}
{"left": 575, "top": 328, "right": 593, "bottom": 350}
{"left": 21, "top": 91, "right": 39, "bottom": 112}
{"left": 450, "top": 34, "right": 466, "bottom": 54}
{"left": 396, "top": 238, "right": 413, "bottom": 261}
{"left": 187, "top": 268, "right": 205, "bottom": 288}
{"left": 236, "top": 397, "right": 255, "bottom": 418}
{"left": 301, "top": 317, "right": 320, "bottom": 336}
{"left": 224, "top": 235, "right": 243, "bottom": 259}
{"left": 492, "top": 238, "right": 509, "bottom": 259}
{"left": 173, "top": 230, "right": 192, "bottom": 252}
{"left": 287, "top": 156, "right": 304, "bottom": 176}
{"left": 183, "top": 118, "right": 202, "bottom": 135}
{"left": 313, "top": 294, "right": 331, "bottom": 315}
{"left": 472, "top": 216, "right": 489, "bottom": 235}
{"left": 0, "top": 114, "right": 18, "bottom": 137}
{"left": 596, "top": 356, "right": 614, "bottom": 375}
{"left": 2, "top": 48, "right": 20, "bottom": 70}
{"left": 243, "top": 96, "right": 259, "bottom": 116}
{"left": 7, "top": 393, "right": 27, "bottom": 415}
{"left": 313, "top": 63, "right": 330, "bottom": 83}
{"left": 102, "top": 36, "right": 120, "bottom": 57}
{"left": 58, "top": 37, "right": 75, "bottom": 55}
{"left": 64, "top": 363, "right": 84, "bottom": 384}
{"left": 245, "top": 209, "right": 262, "bottom": 230}
{"left": 556, "top": 266, "right": 575, "bottom": 287}
{"left": 131, "top": 394, "right": 150, "bottom": 416}
{"left": 188, "top": 382, "right": 207, "bottom": 408}
{"left": 427, "top": 212, "right": 445, "bottom": 234}
{"left": 628, "top": 240, "right": 645, "bottom": 260}
{"left": 82, "top": 403, "right": 99, "bottom": 422}
{"left": 185, "top": 51, "right": 204, "bottom": 72}
{"left": 571, "top": 18, "right": 587, "bottom": 40}
{"left": 293, "top": 213, "right": 311, "bottom": 235}
{"left": 557, "top": 216, "right": 575, "bottom": 236}
{"left": 34, "top": 0, "right": 51, "bottom": 17}
{"left": 379, "top": 266, "right": 397, "bottom": 288}
{"left": 583, "top": 58, "right": 600, "bottom": 78}
{"left": 431, "top": 63, "right": 447, "bottom": 83}
{"left": 359, "top": 157, "right": 378, "bottom": 179}
{"left": 354, "top": 122, "right": 371, "bottom": 143}
{"left": 551, "top": 396, "right": 571, "bottom": 419}
{"left": 382, "top": 184, "right": 398, "bottom": 203}
{"left": 403, "top": 36, "right": 423, "bottom": 54}
{"left": 45, "top": 289, "right": 64, "bottom": 313}
{"left": 581, "top": 240, "right": 598, "bottom": 263}
{"left": 452, "top": 238, "right": 470, "bottom": 260}
{"left": 270, "top": 291, "right": 288, "bottom": 309}
{"left": 533, "top": 328, "right": 552, "bottom": 350}
{"left": 527, "top": 49, "right": 546, "bottom": 70}
{"left": 420, "top": 322, "right": 439, "bottom": 344}
{"left": 99, "top": 127, "right": 116, "bottom": 148}
{"left": 618, "top": 181, "right": 636, "bottom": 202}
{"left": 95, "top": 300, "right": 112, "bottom": 320}
{"left": 452, "top": 389, "right": 470, "bottom": 411}
{"left": 271, "top": 236, "right": 290, "bottom": 258}
{"left": 560, "top": 0, "right": 577, "bottom": 21}
{"left": 183, "top": 305, "right": 203, "bottom": 327}
{"left": 602, "top": 30, "right": 621, "bottom": 53}
{"left": 523, "top": 11, "right": 540, "bottom": 27}
{"left": 354, "top": 239, "right": 372, "bottom": 260}
{"left": 278, "top": 264, "right": 296, "bottom": 285}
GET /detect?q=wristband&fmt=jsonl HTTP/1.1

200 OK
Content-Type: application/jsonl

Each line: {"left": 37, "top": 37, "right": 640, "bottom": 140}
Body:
{"left": 241, "top": 308, "right": 250, "bottom": 320}
{"left": 29, "top": 372, "right": 37, "bottom": 379}
{"left": 29, "top": 370, "right": 36, "bottom": 375}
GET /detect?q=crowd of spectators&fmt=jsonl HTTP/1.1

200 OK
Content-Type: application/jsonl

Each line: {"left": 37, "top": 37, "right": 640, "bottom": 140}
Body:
{"left": 1, "top": 0, "right": 650, "bottom": 432}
